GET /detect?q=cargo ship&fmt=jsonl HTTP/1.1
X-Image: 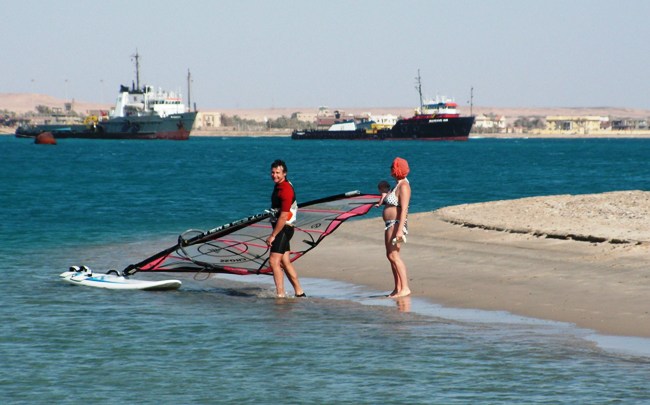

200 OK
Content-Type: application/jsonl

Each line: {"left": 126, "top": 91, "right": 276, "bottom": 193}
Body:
{"left": 292, "top": 72, "right": 474, "bottom": 141}
{"left": 292, "top": 99, "right": 474, "bottom": 141}
{"left": 15, "top": 52, "right": 197, "bottom": 140}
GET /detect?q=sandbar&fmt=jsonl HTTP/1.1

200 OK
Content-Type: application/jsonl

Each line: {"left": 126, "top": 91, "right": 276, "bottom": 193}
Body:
{"left": 298, "top": 191, "right": 650, "bottom": 338}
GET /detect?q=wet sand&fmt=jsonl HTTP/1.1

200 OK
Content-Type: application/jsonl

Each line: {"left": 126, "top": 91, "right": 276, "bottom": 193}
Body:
{"left": 298, "top": 191, "right": 650, "bottom": 338}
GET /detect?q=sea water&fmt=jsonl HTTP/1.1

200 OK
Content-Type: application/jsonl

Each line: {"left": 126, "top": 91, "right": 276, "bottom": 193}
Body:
{"left": 1, "top": 136, "right": 650, "bottom": 404}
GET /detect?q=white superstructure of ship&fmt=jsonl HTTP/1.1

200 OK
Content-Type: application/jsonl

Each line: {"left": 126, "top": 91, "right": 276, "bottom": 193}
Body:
{"left": 110, "top": 84, "right": 187, "bottom": 119}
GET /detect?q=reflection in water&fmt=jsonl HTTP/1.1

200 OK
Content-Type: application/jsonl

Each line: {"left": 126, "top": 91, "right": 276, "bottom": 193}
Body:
{"left": 395, "top": 296, "right": 411, "bottom": 312}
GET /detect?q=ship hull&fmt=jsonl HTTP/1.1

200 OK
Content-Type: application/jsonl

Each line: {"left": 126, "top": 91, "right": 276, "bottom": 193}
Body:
{"left": 390, "top": 116, "right": 475, "bottom": 140}
{"left": 292, "top": 116, "right": 475, "bottom": 141}
{"left": 15, "top": 112, "right": 197, "bottom": 141}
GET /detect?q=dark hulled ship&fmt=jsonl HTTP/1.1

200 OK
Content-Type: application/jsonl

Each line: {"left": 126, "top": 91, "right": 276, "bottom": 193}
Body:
{"left": 292, "top": 71, "right": 474, "bottom": 141}
{"left": 292, "top": 99, "right": 474, "bottom": 141}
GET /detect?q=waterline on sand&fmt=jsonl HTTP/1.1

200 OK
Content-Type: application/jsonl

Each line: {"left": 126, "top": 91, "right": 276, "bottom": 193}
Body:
{"left": 209, "top": 274, "right": 650, "bottom": 359}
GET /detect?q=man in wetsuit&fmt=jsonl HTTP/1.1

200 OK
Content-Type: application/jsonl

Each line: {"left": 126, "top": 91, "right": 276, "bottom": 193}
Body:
{"left": 265, "top": 159, "right": 306, "bottom": 298}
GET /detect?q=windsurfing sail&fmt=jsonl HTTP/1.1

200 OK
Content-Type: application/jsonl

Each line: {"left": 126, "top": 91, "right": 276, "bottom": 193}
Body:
{"left": 123, "top": 190, "right": 379, "bottom": 276}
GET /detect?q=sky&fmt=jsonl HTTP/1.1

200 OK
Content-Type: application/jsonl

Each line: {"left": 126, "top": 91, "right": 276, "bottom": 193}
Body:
{"left": 3, "top": 0, "right": 650, "bottom": 110}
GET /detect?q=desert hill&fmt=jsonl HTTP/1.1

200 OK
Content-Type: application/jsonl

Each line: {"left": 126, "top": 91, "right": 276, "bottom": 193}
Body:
{"left": 0, "top": 93, "right": 110, "bottom": 114}
{"left": 2, "top": 93, "right": 649, "bottom": 120}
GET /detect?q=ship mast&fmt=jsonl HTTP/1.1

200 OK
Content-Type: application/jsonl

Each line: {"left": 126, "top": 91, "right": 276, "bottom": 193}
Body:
{"left": 131, "top": 50, "right": 141, "bottom": 91}
{"left": 415, "top": 69, "right": 423, "bottom": 112}
{"left": 470, "top": 86, "right": 474, "bottom": 116}
{"left": 187, "top": 69, "right": 192, "bottom": 110}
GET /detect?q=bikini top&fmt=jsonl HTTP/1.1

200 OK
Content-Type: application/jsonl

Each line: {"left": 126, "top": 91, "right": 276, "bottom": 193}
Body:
{"left": 384, "top": 178, "right": 409, "bottom": 207}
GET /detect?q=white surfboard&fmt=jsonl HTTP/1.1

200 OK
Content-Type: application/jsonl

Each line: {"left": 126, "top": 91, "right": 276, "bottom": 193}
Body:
{"left": 60, "top": 268, "right": 181, "bottom": 291}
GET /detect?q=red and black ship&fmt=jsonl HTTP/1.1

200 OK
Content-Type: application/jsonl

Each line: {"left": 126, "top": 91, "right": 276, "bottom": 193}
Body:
{"left": 292, "top": 98, "right": 474, "bottom": 141}
{"left": 292, "top": 72, "right": 474, "bottom": 141}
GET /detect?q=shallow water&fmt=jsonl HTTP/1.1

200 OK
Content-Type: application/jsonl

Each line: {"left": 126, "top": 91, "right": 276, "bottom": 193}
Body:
{"left": 2, "top": 136, "right": 650, "bottom": 403}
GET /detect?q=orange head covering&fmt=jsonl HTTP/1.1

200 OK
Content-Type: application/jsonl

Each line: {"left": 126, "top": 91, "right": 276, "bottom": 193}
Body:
{"left": 391, "top": 157, "right": 410, "bottom": 178}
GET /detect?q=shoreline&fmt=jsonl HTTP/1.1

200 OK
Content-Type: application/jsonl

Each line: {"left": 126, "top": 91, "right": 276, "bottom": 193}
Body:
{"left": 4, "top": 127, "right": 650, "bottom": 139}
{"left": 190, "top": 129, "right": 650, "bottom": 138}
{"left": 297, "top": 191, "right": 650, "bottom": 338}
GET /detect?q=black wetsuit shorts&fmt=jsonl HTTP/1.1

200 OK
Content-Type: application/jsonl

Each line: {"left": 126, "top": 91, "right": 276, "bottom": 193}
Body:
{"left": 270, "top": 225, "right": 294, "bottom": 254}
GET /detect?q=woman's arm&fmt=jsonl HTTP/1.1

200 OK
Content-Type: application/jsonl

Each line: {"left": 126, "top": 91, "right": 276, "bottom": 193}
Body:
{"left": 396, "top": 182, "right": 411, "bottom": 238}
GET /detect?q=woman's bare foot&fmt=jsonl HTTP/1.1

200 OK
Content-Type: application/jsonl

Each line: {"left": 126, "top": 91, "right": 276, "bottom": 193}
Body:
{"left": 389, "top": 289, "right": 411, "bottom": 298}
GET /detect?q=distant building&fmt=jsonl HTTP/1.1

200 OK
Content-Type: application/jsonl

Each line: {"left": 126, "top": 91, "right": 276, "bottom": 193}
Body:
{"left": 297, "top": 107, "right": 397, "bottom": 129}
{"left": 611, "top": 118, "right": 648, "bottom": 130}
{"left": 29, "top": 106, "right": 83, "bottom": 126}
{"left": 545, "top": 116, "right": 608, "bottom": 134}
{"left": 474, "top": 114, "right": 507, "bottom": 132}
{"left": 314, "top": 107, "right": 353, "bottom": 127}
{"left": 296, "top": 111, "right": 317, "bottom": 123}
{"left": 194, "top": 112, "right": 221, "bottom": 130}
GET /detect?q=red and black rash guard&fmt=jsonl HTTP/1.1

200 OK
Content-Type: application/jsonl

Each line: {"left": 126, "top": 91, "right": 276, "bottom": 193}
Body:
{"left": 271, "top": 180, "right": 297, "bottom": 225}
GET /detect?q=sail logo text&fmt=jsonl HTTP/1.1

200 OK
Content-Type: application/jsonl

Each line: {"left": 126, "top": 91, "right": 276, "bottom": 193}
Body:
{"left": 219, "top": 258, "right": 249, "bottom": 263}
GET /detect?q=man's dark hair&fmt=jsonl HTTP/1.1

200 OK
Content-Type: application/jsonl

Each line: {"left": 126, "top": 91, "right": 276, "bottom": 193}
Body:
{"left": 271, "top": 159, "right": 287, "bottom": 173}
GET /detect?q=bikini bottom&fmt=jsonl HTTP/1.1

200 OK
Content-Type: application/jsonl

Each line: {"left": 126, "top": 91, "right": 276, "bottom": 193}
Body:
{"left": 384, "top": 219, "right": 408, "bottom": 234}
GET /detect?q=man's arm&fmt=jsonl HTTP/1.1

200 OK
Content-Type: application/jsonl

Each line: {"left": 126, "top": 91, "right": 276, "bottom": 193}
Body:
{"left": 267, "top": 211, "right": 289, "bottom": 246}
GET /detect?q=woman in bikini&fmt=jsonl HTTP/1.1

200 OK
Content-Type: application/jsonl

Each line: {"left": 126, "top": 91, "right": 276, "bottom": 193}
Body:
{"left": 382, "top": 157, "right": 411, "bottom": 298}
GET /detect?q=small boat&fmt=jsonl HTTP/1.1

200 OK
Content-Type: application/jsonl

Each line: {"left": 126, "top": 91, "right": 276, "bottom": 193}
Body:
{"left": 292, "top": 119, "right": 387, "bottom": 140}
{"left": 15, "top": 52, "right": 197, "bottom": 141}
{"left": 292, "top": 71, "right": 474, "bottom": 141}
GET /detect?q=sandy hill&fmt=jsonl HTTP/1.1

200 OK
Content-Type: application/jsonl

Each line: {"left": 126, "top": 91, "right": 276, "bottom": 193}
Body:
{"left": 217, "top": 106, "right": 650, "bottom": 122}
{"left": 2, "top": 93, "right": 649, "bottom": 120}
{"left": 0, "top": 93, "right": 110, "bottom": 114}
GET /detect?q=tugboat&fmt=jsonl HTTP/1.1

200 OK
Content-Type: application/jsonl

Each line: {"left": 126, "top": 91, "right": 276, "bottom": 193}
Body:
{"left": 15, "top": 52, "right": 197, "bottom": 140}
{"left": 292, "top": 71, "right": 474, "bottom": 141}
